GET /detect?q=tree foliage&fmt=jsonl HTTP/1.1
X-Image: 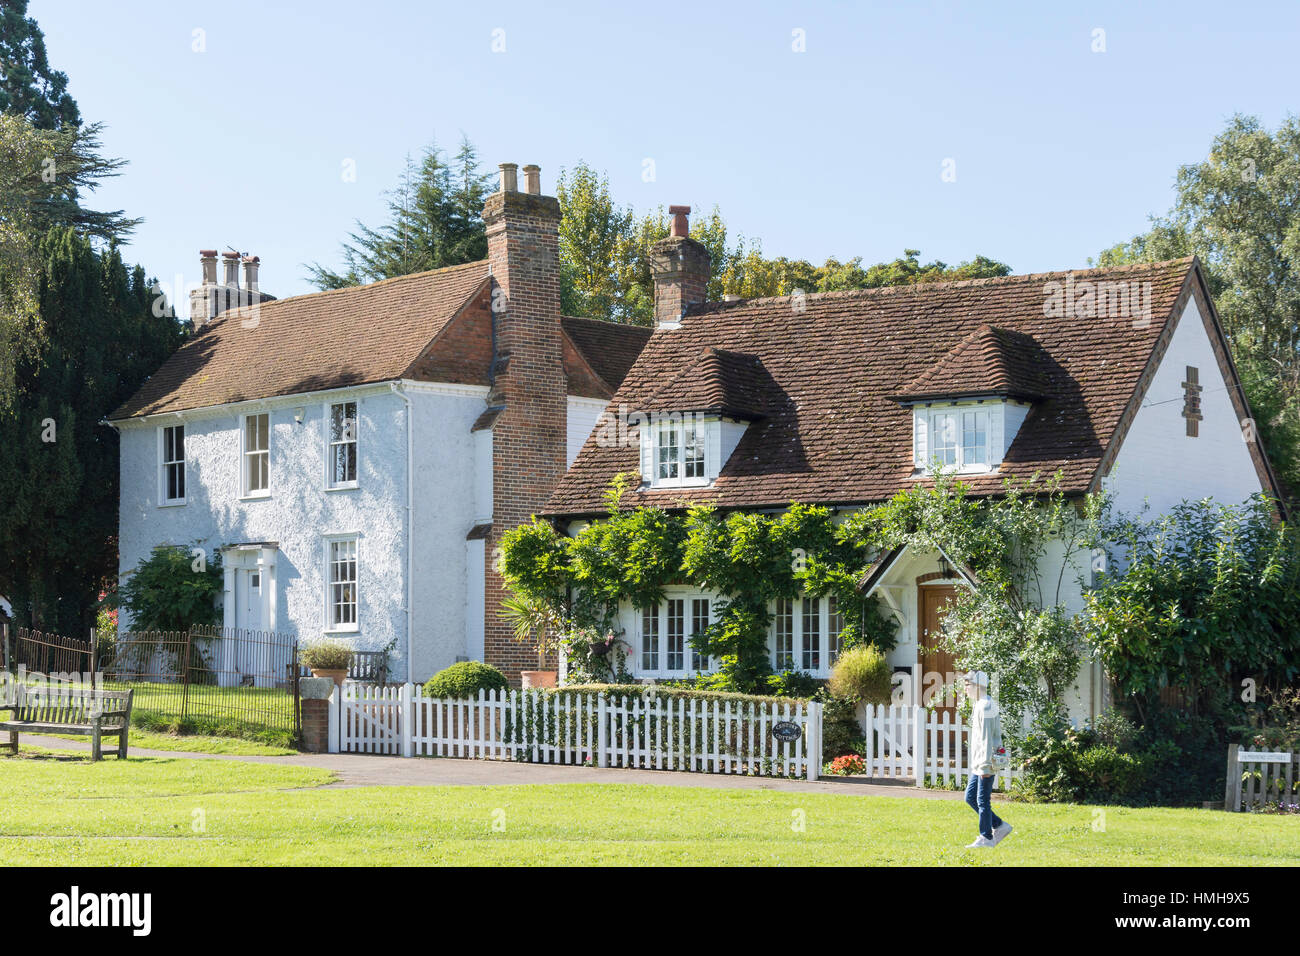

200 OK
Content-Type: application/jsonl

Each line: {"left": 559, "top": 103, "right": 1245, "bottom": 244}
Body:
{"left": 306, "top": 136, "right": 493, "bottom": 289}
{"left": 116, "top": 544, "right": 223, "bottom": 633}
{"left": 1084, "top": 495, "right": 1300, "bottom": 722}
{"left": 0, "top": 228, "right": 182, "bottom": 633}
{"left": 0, "top": 0, "right": 80, "bottom": 131}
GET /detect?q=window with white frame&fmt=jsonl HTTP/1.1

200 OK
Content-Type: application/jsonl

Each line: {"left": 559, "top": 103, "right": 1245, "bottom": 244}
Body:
{"left": 648, "top": 414, "right": 708, "bottom": 488}
{"left": 160, "top": 424, "right": 185, "bottom": 503}
{"left": 923, "top": 407, "right": 992, "bottom": 472}
{"left": 328, "top": 401, "right": 358, "bottom": 488}
{"left": 828, "top": 595, "right": 844, "bottom": 664}
{"left": 638, "top": 592, "right": 714, "bottom": 675}
{"left": 327, "top": 538, "right": 358, "bottom": 630}
{"left": 801, "top": 597, "right": 820, "bottom": 671}
{"left": 771, "top": 595, "right": 848, "bottom": 675}
{"left": 691, "top": 598, "right": 710, "bottom": 671}
{"left": 774, "top": 598, "right": 794, "bottom": 670}
{"left": 242, "top": 413, "right": 270, "bottom": 496}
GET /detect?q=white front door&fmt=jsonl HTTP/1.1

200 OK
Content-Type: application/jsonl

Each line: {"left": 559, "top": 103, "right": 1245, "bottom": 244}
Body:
{"left": 238, "top": 568, "right": 263, "bottom": 632}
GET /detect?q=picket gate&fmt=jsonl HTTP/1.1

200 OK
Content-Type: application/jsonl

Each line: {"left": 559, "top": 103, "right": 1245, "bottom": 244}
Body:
{"left": 333, "top": 683, "right": 823, "bottom": 781}
{"left": 861, "top": 703, "right": 1019, "bottom": 789}
{"left": 1224, "top": 744, "right": 1298, "bottom": 811}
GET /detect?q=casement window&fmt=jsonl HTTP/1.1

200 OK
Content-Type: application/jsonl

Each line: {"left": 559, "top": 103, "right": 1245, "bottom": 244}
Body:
{"left": 637, "top": 591, "right": 714, "bottom": 675}
{"left": 914, "top": 404, "right": 1006, "bottom": 474}
{"left": 770, "top": 595, "right": 848, "bottom": 675}
{"left": 646, "top": 414, "right": 709, "bottom": 489}
{"left": 242, "top": 413, "right": 270, "bottom": 497}
{"left": 828, "top": 595, "right": 844, "bottom": 665}
{"left": 327, "top": 401, "right": 358, "bottom": 488}
{"left": 327, "top": 537, "right": 358, "bottom": 631}
{"left": 160, "top": 424, "right": 186, "bottom": 504}
{"left": 640, "top": 606, "right": 659, "bottom": 671}
{"left": 774, "top": 598, "right": 794, "bottom": 670}
{"left": 691, "top": 598, "right": 710, "bottom": 671}
{"left": 801, "top": 597, "right": 820, "bottom": 671}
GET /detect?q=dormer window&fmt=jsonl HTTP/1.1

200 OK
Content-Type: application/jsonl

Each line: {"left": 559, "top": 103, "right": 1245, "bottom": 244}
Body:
{"left": 912, "top": 400, "right": 1022, "bottom": 475}
{"left": 649, "top": 413, "right": 710, "bottom": 488}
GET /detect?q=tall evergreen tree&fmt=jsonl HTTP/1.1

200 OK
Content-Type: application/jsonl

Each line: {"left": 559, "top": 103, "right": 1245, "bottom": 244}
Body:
{"left": 306, "top": 135, "right": 492, "bottom": 289}
{"left": 0, "top": 0, "right": 80, "bottom": 131}
{"left": 0, "top": 228, "right": 181, "bottom": 633}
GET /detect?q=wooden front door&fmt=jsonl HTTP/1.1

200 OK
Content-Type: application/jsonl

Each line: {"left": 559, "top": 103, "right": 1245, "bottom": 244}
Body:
{"left": 919, "top": 586, "right": 959, "bottom": 718}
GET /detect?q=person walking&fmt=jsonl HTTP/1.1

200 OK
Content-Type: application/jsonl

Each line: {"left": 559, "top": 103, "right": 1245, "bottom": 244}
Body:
{"left": 963, "top": 671, "right": 1012, "bottom": 848}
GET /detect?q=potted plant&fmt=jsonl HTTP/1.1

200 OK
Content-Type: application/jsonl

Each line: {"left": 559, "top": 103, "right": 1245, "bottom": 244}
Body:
{"left": 501, "top": 593, "right": 561, "bottom": 688}
{"left": 301, "top": 638, "right": 353, "bottom": 689}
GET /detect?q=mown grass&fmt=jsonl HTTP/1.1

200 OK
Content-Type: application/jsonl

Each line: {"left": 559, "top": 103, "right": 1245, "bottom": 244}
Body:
{"left": 1, "top": 751, "right": 1296, "bottom": 866}
{"left": 38, "top": 729, "right": 296, "bottom": 756}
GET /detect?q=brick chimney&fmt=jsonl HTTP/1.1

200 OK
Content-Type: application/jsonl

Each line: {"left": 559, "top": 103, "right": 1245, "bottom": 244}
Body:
{"left": 650, "top": 205, "right": 711, "bottom": 328}
{"left": 480, "top": 162, "right": 566, "bottom": 683}
{"left": 188, "top": 249, "right": 274, "bottom": 326}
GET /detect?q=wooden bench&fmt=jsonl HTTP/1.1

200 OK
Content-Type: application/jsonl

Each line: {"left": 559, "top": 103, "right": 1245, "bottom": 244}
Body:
{"left": 0, "top": 686, "right": 133, "bottom": 761}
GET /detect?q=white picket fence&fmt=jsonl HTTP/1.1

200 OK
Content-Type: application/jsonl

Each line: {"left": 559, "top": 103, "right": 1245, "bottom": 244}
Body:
{"left": 331, "top": 683, "right": 824, "bottom": 781}
{"left": 861, "top": 704, "right": 1019, "bottom": 789}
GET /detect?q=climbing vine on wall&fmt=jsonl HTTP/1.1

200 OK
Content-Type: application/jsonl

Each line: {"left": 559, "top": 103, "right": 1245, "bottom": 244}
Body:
{"left": 499, "top": 474, "right": 898, "bottom": 693}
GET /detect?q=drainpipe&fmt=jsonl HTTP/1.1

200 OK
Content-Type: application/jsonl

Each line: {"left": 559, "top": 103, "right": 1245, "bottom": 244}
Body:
{"left": 390, "top": 382, "right": 414, "bottom": 683}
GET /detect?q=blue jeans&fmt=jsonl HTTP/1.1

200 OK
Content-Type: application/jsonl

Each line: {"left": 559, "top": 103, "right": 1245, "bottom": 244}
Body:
{"left": 965, "top": 773, "right": 1003, "bottom": 840}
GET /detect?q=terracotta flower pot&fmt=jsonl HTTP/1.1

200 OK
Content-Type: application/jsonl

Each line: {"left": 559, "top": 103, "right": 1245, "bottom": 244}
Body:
{"left": 521, "top": 669, "right": 557, "bottom": 689}
{"left": 311, "top": 667, "right": 347, "bottom": 690}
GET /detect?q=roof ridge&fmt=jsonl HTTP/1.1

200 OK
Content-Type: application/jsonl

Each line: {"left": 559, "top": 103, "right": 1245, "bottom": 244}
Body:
{"left": 687, "top": 256, "right": 1196, "bottom": 314}
{"left": 211, "top": 259, "right": 490, "bottom": 322}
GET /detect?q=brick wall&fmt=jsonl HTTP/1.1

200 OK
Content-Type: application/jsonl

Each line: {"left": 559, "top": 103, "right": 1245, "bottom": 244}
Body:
{"left": 650, "top": 235, "right": 711, "bottom": 327}
{"left": 482, "top": 189, "right": 566, "bottom": 683}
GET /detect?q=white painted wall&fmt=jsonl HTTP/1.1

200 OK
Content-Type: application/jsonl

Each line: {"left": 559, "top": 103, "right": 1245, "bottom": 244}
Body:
{"left": 1103, "top": 296, "right": 1265, "bottom": 518}
{"left": 117, "top": 385, "right": 410, "bottom": 673}
{"left": 404, "top": 382, "right": 491, "bottom": 682}
{"left": 567, "top": 396, "right": 608, "bottom": 467}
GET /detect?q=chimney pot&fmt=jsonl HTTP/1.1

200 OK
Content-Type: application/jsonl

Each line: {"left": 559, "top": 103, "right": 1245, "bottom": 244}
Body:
{"left": 222, "top": 251, "right": 241, "bottom": 288}
{"left": 199, "top": 250, "right": 218, "bottom": 286}
{"left": 242, "top": 255, "right": 260, "bottom": 292}
{"left": 498, "top": 162, "right": 519, "bottom": 193}
{"left": 522, "top": 164, "right": 541, "bottom": 195}
{"left": 668, "top": 205, "right": 691, "bottom": 238}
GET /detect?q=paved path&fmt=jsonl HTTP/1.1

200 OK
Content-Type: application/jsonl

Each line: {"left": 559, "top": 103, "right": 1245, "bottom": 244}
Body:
{"left": 16, "top": 733, "right": 970, "bottom": 800}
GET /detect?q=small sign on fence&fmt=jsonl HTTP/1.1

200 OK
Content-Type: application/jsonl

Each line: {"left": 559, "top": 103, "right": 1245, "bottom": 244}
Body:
{"left": 770, "top": 720, "right": 802, "bottom": 742}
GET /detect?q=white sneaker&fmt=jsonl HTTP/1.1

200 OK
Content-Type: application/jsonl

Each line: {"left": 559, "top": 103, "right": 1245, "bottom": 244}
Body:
{"left": 965, "top": 835, "right": 996, "bottom": 848}
{"left": 992, "top": 822, "right": 1013, "bottom": 845}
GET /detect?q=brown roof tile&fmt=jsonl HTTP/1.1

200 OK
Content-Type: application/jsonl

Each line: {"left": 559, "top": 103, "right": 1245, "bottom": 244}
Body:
{"left": 110, "top": 261, "right": 491, "bottom": 419}
{"left": 892, "top": 324, "right": 1056, "bottom": 403}
{"left": 560, "top": 315, "right": 653, "bottom": 396}
{"left": 545, "top": 258, "right": 1198, "bottom": 516}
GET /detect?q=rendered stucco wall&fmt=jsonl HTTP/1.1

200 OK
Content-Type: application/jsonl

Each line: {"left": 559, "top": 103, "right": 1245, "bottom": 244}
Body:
{"left": 1103, "top": 296, "right": 1265, "bottom": 518}
{"left": 117, "top": 386, "right": 409, "bottom": 673}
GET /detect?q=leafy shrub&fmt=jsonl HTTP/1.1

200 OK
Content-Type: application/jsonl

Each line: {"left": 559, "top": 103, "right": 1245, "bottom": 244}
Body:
{"left": 828, "top": 754, "right": 865, "bottom": 776}
{"left": 301, "top": 639, "right": 354, "bottom": 671}
{"left": 766, "top": 669, "right": 822, "bottom": 698}
{"left": 815, "top": 689, "right": 865, "bottom": 758}
{"left": 828, "top": 644, "right": 892, "bottom": 704}
{"left": 118, "top": 544, "right": 223, "bottom": 631}
{"left": 424, "top": 661, "right": 510, "bottom": 699}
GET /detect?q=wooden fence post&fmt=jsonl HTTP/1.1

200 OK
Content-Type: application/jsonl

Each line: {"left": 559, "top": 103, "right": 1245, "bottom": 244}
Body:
{"left": 597, "top": 693, "right": 608, "bottom": 768}
{"left": 327, "top": 683, "right": 340, "bottom": 754}
{"left": 912, "top": 705, "right": 926, "bottom": 788}
{"left": 1, "top": 619, "right": 8, "bottom": 675}
{"left": 1224, "top": 743, "right": 1239, "bottom": 811}
{"left": 805, "top": 700, "right": 823, "bottom": 782}
{"left": 400, "top": 682, "right": 413, "bottom": 758}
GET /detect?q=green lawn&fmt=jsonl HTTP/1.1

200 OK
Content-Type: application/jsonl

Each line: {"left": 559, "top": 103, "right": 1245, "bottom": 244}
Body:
{"left": 41, "top": 728, "right": 296, "bottom": 756}
{"left": 2, "top": 751, "right": 1296, "bottom": 866}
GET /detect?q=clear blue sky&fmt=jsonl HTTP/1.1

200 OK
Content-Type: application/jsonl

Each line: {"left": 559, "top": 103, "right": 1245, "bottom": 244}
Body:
{"left": 31, "top": 0, "right": 1300, "bottom": 315}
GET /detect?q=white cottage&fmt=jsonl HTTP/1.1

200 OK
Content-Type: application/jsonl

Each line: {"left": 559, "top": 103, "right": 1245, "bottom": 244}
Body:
{"left": 542, "top": 250, "right": 1282, "bottom": 725}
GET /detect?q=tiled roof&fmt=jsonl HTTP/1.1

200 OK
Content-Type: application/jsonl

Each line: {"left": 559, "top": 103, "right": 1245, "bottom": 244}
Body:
{"left": 110, "top": 264, "right": 653, "bottom": 419}
{"left": 642, "top": 347, "right": 773, "bottom": 420}
{"left": 110, "top": 261, "right": 491, "bottom": 419}
{"left": 891, "top": 324, "right": 1056, "bottom": 403}
{"left": 545, "top": 258, "right": 1199, "bottom": 516}
{"left": 560, "top": 315, "right": 653, "bottom": 396}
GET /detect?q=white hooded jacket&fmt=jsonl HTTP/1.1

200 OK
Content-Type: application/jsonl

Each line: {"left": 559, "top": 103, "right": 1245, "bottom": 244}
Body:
{"left": 969, "top": 697, "right": 1002, "bottom": 775}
